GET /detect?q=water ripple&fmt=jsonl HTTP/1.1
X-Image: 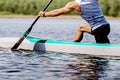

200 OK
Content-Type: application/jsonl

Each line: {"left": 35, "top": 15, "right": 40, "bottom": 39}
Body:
{"left": 0, "top": 18, "right": 120, "bottom": 80}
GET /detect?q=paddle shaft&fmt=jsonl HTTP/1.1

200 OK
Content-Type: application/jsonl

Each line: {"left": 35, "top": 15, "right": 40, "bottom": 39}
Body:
{"left": 11, "top": 0, "right": 53, "bottom": 50}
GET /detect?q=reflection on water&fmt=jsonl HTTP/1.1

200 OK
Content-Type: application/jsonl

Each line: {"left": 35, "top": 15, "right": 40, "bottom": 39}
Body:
{"left": 0, "top": 50, "right": 120, "bottom": 80}
{"left": 66, "top": 55, "right": 108, "bottom": 80}
{"left": 0, "top": 18, "right": 120, "bottom": 80}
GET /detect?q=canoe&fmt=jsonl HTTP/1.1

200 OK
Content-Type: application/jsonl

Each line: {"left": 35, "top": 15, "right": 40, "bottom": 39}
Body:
{"left": 0, "top": 36, "right": 120, "bottom": 56}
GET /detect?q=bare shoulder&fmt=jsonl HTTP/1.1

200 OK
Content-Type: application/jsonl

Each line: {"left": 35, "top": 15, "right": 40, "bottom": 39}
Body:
{"left": 65, "top": 1, "right": 79, "bottom": 8}
{"left": 65, "top": 1, "right": 81, "bottom": 13}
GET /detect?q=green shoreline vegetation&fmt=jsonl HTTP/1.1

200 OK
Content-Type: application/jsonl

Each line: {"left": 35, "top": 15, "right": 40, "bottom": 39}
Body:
{"left": 0, "top": 0, "right": 120, "bottom": 17}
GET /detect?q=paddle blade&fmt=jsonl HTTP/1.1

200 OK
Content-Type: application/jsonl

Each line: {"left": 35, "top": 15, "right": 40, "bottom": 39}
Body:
{"left": 11, "top": 36, "right": 25, "bottom": 50}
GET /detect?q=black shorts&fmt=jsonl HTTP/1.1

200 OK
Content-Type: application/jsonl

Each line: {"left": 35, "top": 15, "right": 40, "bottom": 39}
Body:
{"left": 91, "top": 24, "right": 110, "bottom": 43}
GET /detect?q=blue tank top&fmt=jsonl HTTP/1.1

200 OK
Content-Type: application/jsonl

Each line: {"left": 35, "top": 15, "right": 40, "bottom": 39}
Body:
{"left": 75, "top": 0, "right": 109, "bottom": 30}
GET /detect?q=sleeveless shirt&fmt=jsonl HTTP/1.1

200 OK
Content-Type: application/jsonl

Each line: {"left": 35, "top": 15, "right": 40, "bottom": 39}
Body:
{"left": 75, "top": 0, "right": 109, "bottom": 30}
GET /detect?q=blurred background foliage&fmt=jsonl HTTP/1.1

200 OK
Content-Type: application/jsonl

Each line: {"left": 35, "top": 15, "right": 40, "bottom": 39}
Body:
{"left": 0, "top": 0, "right": 119, "bottom": 17}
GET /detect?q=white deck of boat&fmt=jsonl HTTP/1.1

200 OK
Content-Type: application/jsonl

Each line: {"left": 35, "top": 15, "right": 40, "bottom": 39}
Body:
{"left": 0, "top": 37, "right": 120, "bottom": 57}
{"left": 0, "top": 37, "right": 34, "bottom": 50}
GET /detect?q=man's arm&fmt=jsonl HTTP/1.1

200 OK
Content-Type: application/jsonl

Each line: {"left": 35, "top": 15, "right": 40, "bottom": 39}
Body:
{"left": 38, "top": 1, "right": 80, "bottom": 17}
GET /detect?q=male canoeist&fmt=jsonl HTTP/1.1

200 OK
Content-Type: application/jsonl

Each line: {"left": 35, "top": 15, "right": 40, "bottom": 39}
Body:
{"left": 38, "top": 0, "right": 110, "bottom": 43}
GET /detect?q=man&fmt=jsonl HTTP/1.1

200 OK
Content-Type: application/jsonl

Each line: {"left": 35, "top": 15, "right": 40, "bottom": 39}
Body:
{"left": 38, "top": 0, "right": 110, "bottom": 43}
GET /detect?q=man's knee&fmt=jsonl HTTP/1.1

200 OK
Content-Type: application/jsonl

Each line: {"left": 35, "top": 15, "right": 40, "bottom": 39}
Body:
{"left": 77, "top": 24, "right": 91, "bottom": 33}
{"left": 94, "top": 36, "right": 110, "bottom": 43}
{"left": 77, "top": 24, "right": 86, "bottom": 31}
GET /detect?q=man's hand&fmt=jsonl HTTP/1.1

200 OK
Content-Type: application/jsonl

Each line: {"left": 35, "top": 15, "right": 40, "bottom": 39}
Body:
{"left": 38, "top": 11, "right": 46, "bottom": 17}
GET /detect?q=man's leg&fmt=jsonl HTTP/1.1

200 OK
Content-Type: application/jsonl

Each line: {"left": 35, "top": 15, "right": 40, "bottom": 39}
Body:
{"left": 92, "top": 24, "right": 110, "bottom": 43}
{"left": 74, "top": 24, "right": 91, "bottom": 42}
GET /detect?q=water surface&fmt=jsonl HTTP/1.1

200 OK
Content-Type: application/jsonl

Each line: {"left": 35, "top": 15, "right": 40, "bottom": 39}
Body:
{"left": 0, "top": 17, "right": 120, "bottom": 80}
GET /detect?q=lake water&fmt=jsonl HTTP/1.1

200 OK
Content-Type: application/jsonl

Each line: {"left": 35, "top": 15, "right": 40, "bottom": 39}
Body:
{"left": 0, "top": 17, "right": 120, "bottom": 80}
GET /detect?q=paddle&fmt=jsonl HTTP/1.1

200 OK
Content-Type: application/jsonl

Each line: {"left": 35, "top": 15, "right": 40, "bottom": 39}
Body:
{"left": 11, "top": 0, "right": 53, "bottom": 50}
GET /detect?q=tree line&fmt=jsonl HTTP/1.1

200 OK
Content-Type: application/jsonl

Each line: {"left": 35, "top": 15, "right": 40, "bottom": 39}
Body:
{"left": 0, "top": 0, "right": 120, "bottom": 17}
